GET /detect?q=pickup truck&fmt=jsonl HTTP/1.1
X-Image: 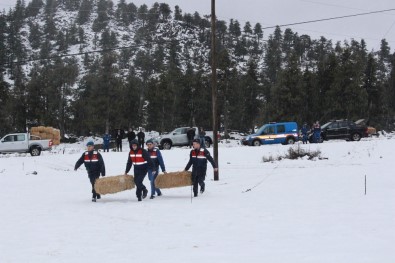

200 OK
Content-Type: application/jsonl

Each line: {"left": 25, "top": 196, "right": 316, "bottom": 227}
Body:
{"left": 0, "top": 133, "right": 53, "bottom": 156}
{"left": 154, "top": 127, "right": 214, "bottom": 150}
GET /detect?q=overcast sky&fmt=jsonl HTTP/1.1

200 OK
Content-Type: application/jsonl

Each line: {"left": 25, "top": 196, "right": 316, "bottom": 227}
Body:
{"left": 1, "top": 0, "right": 394, "bottom": 51}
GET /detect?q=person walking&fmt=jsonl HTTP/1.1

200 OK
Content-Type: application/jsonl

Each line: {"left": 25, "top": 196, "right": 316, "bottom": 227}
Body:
{"left": 313, "top": 121, "right": 321, "bottom": 143}
{"left": 187, "top": 127, "right": 196, "bottom": 148}
{"left": 115, "top": 129, "right": 123, "bottom": 152}
{"left": 199, "top": 127, "right": 206, "bottom": 148}
{"left": 127, "top": 128, "right": 136, "bottom": 144}
{"left": 184, "top": 139, "right": 218, "bottom": 197}
{"left": 103, "top": 133, "right": 111, "bottom": 152}
{"left": 301, "top": 123, "right": 309, "bottom": 144}
{"left": 146, "top": 139, "right": 167, "bottom": 199}
{"left": 124, "top": 139, "right": 154, "bottom": 201}
{"left": 74, "top": 141, "right": 106, "bottom": 202}
{"left": 137, "top": 128, "right": 145, "bottom": 149}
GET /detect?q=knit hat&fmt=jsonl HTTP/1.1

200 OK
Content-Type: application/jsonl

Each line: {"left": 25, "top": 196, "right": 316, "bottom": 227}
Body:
{"left": 193, "top": 138, "right": 200, "bottom": 144}
{"left": 86, "top": 141, "right": 94, "bottom": 146}
{"left": 130, "top": 139, "right": 139, "bottom": 146}
{"left": 146, "top": 139, "right": 154, "bottom": 145}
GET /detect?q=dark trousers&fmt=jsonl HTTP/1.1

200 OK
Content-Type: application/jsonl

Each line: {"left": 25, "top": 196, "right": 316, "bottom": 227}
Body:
{"left": 103, "top": 144, "right": 110, "bottom": 152}
{"left": 192, "top": 170, "right": 205, "bottom": 196}
{"left": 188, "top": 138, "right": 193, "bottom": 148}
{"left": 139, "top": 140, "right": 144, "bottom": 149}
{"left": 134, "top": 173, "right": 147, "bottom": 198}
{"left": 89, "top": 174, "right": 100, "bottom": 198}
{"left": 116, "top": 141, "right": 122, "bottom": 152}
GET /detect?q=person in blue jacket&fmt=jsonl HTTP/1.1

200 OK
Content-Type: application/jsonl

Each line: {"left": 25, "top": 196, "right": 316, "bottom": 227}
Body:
{"left": 103, "top": 133, "right": 111, "bottom": 152}
{"left": 146, "top": 139, "right": 167, "bottom": 199}
{"left": 124, "top": 139, "right": 154, "bottom": 201}
{"left": 74, "top": 141, "right": 106, "bottom": 202}
{"left": 301, "top": 123, "right": 309, "bottom": 144}
{"left": 313, "top": 121, "right": 321, "bottom": 143}
{"left": 184, "top": 139, "right": 218, "bottom": 197}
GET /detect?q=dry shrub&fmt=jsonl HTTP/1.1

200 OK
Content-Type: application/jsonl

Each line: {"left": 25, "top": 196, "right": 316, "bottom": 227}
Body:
{"left": 155, "top": 171, "right": 192, "bottom": 189}
{"left": 95, "top": 175, "right": 135, "bottom": 195}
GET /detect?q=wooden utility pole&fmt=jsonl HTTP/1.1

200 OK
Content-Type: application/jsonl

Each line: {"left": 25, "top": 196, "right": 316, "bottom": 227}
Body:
{"left": 211, "top": 0, "right": 219, "bottom": 181}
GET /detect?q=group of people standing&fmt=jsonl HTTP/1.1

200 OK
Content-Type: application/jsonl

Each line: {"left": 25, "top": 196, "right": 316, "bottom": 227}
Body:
{"left": 300, "top": 121, "right": 322, "bottom": 144}
{"left": 75, "top": 135, "right": 217, "bottom": 202}
{"left": 101, "top": 128, "right": 146, "bottom": 153}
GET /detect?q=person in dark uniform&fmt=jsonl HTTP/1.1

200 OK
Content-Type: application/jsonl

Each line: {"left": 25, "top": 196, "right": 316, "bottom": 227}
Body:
{"left": 124, "top": 139, "right": 154, "bottom": 201}
{"left": 74, "top": 141, "right": 106, "bottom": 202}
{"left": 127, "top": 128, "right": 136, "bottom": 144}
{"left": 184, "top": 139, "right": 218, "bottom": 197}
{"left": 137, "top": 129, "right": 145, "bottom": 149}
{"left": 187, "top": 127, "right": 196, "bottom": 148}
{"left": 115, "top": 129, "right": 123, "bottom": 152}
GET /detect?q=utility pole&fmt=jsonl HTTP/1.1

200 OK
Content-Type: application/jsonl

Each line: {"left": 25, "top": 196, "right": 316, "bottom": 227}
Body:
{"left": 211, "top": 0, "right": 219, "bottom": 181}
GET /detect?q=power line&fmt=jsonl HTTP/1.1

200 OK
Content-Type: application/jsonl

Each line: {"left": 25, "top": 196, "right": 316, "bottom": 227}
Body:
{"left": 261, "top": 8, "right": 395, "bottom": 30}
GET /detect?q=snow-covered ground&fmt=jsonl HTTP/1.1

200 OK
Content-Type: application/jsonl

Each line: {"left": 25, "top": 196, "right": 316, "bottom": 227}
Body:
{"left": 0, "top": 137, "right": 394, "bottom": 263}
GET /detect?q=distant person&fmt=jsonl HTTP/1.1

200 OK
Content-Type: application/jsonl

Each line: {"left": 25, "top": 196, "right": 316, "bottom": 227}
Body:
{"left": 74, "top": 141, "right": 106, "bottom": 202}
{"left": 146, "top": 139, "right": 167, "bottom": 199}
{"left": 115, "top": 129, "right": 123, "bottom": 152}
{"left": 124, "top": 139, "right": 154, "bottom": 201}
{"left": 313, "top": 121, "right": 321, "bottom": 143}
{"left": 137, "top": 128, "right": 145, "bottom": 149}
{"left": 199, "top": 127, "right": 206, "bottom": 148}
{"left": 103, "top": 133, "right": 111, "bottom": 152}
{"left": 301, "top": 123, "right": 309, "bottom": 144}
{"left": 187, "top": 127, "right": 196, "bottom": 148}
{"left": 184, "top": 139, "right": 218, "bottom": 197}
{"left": 127, "top": 128, "right": 136, "bottom": 144}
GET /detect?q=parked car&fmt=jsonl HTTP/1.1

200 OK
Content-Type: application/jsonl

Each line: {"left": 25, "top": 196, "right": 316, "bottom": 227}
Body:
{"left": 155, "top": 127, "right": 214, "bottom": 150}
{"left": 0, "top": 133, "right": 53, "bottom": 156}
{"left": 310, "top": 120, "right": 368, "bottom": 143}
{"left": 225, "top": 131, "right": 246, "bottom": 140}
{"left": 242, "top": 122, "right": 298, "bottom": 146}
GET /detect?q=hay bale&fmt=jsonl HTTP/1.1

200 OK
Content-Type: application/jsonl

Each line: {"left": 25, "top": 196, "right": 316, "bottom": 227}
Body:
{"left": 37, "top": 126, "right": 45, "bottom": 132}
{"left": 31, "top": 127, "right": 39, "bottom": 133}
{"left": 95, "top": 175, "right": 135, "bottom": 195}
{"left": 155, "top": 171, "right": 192, "bottom": 189}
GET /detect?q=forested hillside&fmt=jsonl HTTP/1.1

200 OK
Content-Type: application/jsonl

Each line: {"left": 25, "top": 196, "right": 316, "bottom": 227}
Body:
{"left": 0, "top": 0, "right": 394, "bottom": 136}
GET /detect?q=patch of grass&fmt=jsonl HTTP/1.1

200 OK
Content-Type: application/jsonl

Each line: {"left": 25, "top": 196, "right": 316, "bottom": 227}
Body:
{"left": 262, "top": 145, "right": 324, "bottom": 162}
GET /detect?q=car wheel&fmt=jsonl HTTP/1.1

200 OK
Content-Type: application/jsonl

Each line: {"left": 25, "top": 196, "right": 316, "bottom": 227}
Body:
{"left": 30, "top": 147, "right": 41, "bottom": 156}
{"left": 286, "top": 137, "right": 295, "bottom": 145}
{"left": 161, "top": 141, "right": 172, "bottom": 150}
{"left": 253, "top": 140, "right": 261, "bottom": 146}
{"left": 351, "top": 133, "right": 361, "bottom": 141}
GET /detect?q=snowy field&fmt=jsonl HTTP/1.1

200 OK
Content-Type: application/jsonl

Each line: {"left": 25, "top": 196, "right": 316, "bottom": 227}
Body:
{"left": 0, "top": 137, "right": 394, "bottom": 263}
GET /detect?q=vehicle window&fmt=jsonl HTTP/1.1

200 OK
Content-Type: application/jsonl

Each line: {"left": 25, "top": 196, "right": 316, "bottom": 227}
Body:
{"left": 173, "top": 128, "right": 182, "bottom": 135}
{"left": 3, "top": 135, "right": 14, "bottom": 142}
{"left": 16, "top": 134, "right": 25, "bottom": 141}
{"left": 264, "top": 126, "right": 275, "bottom": 134}
{"left": 329, "top": 122, "right": 339, "bottom": 129}
{"left": 181, "top": 128, "right": 188, "bottom": 134}
{"left": 277, "top": 125, "right": 285, "bottom": 133}
{"left": 339, "top": 121, "right": 348, "bottom": 128}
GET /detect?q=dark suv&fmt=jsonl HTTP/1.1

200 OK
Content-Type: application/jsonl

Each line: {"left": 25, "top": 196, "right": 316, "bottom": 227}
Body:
{"left": 310, "top": 120, "right": 368, "bottom": 142}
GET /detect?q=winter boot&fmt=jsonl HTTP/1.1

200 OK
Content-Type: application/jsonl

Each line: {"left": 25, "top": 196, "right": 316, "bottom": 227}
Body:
{"left": 96, "top": 194, "right": 101, "bottom": 199}
{"left": 142, "top": 189, "right": 148, "bottom": 199}
{"left": 150, "top": 195, "right": 155, "bottom": 199}
{"left": 138, "top": 197, "right": 142, "bottom": 202}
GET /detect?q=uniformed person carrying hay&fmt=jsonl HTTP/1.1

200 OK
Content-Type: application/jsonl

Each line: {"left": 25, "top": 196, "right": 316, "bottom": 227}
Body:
{"left": 184, "top": 139, "right": 218, "bottom": 197}
{"left": 74, "top": 141, "right": 106, "bottom": 202}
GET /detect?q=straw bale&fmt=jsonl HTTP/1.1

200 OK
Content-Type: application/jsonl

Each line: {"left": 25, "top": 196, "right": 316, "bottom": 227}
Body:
{"left": 155, "top": 171, "right": 192, "bottom": 189}
{"left": 31, "top": 127, "right": 39, "bottom": 133}
{"left": 52, "top": 139, "right": 60, "bottom": 145}
{"left": 37, "top": 126, "right": 45, "bottom": 132}
{"left": 95, "top": 175, "right": 135, "bottom": 195}
{"left": 44, "top": 127, "right": 54, "bottom": 134}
